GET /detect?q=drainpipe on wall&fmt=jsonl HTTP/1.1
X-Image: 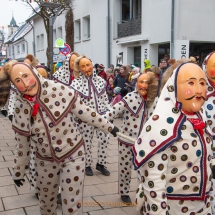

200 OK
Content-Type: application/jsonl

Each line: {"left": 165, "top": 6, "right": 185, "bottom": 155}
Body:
{"left": 170, "top": 0, "right": 175, "bottom": 58}
{"left": 107, "top": 0, "right": 110, "bottom": 67}
{"left": 130, "top": 0, "right": 133, "bottom": 20}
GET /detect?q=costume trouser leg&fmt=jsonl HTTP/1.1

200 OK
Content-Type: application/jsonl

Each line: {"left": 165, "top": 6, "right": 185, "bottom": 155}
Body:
{"left": 78, "top": 122, "right": 94, "bottom": 167}
{"left": 210, "top": 178, "right": 215, "bottom": 214}
{"left": 35, "top": 146, "right": 85, "bottom": 215}
{"left": 29, "top": 141, "right": 37, "bottom": 194}
{"left": 96, "top": 129, "right": 109, "bottom": 165}
{"left": 118, "top": 142, "right": 132, "bottom": 195}
{"left": 168, "top": 196, "right": 212, "bottom": 215}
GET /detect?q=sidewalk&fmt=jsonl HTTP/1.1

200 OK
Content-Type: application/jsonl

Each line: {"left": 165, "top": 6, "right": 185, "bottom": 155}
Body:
{"left": 0, "top": 115, "right": 139, "bottom": 215}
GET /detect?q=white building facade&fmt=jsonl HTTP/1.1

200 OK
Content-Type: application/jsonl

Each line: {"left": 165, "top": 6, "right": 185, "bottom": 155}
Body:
{"left": 5, "top": 0, "right": 215, "bottom": 70}
{"left": 73, "top": 0, "right": 215, "bottom": 70}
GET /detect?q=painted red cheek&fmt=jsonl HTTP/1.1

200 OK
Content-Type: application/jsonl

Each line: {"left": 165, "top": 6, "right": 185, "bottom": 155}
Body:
{"left": 28, "top": 77, "right": 36, "bottom": 85}
{"left": 209, "top": 69, "right": 215, "bottom": 76}
{"left": 16, "top": 86, "right": 26, "bottom": 91}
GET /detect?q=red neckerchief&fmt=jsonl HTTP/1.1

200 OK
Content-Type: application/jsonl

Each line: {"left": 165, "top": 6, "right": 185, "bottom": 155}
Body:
{"left": 70, "top": 70, "right": 74, "bottom": 81}
{"left": 182, "top": 109, "right": 195, "bottom": 116}
{"left": 182, "top": 109, "right": 205, "bottom": 135}
{"left": 142, "top": 95, "right": 147, "bottom": 100}
{"left": 70, "top": 74, "right": 74, "bottom": 81}
{"left": 23, "top": 94, "right": 40, "bottom": 120}
{"left": 187, "top": 118, "right": 205, "bottom": 136}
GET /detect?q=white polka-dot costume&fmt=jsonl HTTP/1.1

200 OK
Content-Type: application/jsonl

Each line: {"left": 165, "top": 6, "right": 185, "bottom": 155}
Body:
{"left": 12, "top": 64, "right": 114, "bottom": 214}
{"left": 71, "top": 72, "right": 110, "bottom": 167}
{"left": 131, "top": 63, "right": 214, "bottom": 215}
{"left": 53, "top": 53, "right": 74, "bottom": 86}
{"left": 7, "top": 84, "right": 18, "bottom": 116}
{"left": 105, "top": 91, "right": 147, "bottom": 195}
{"left": 202, "top": 52, "right": 215, "bottom": 215}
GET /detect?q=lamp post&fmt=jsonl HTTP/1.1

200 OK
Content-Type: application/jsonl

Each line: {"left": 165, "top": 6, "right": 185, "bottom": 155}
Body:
{"left": 41, "top": 1, "right": 61, "bottom": 77}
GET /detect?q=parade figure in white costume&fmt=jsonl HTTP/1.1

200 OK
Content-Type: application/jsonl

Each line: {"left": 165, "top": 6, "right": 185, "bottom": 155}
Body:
{"left": 0, "top": 61, "right": 118, "bottom": 215}
{"left": 53, "top": 52, "right": 79, "bottom": 85}
{"left": 202, "top": 52, "right": 215, "bottom": 214}
{"left": 131, "top": 62, "right": 214, "bottom": 215}
{"left": 105, "top": 72, "right": 158, "bottom": 203}
{"left": 71, "top": 55, "right": 111, "bottom": 176}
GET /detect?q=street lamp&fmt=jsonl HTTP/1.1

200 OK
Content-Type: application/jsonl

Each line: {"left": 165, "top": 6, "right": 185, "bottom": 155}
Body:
{"left": 41, "top": 1, "right": 62, "bottom": 77}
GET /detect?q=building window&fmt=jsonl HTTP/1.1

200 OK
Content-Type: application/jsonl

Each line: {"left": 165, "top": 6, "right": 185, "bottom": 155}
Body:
{"left": 9, "top": 46, "right": 11, "bottom": 56}
{"left": 122, "top": 0, "right": 141, "bottom": 20}
{"left": 134, "top": 46, "right": 141, "bottom": 68}
{"left": 83, "top": 16, "right": 90, "bottom": 39}
{"left": 41, "top": 34, "right": 44, "bottom": 50}
{"left": 22, "top": 43, "right": 25, "bottom": 53}
{"left": 58, "top": 27, "right": 62, "bottom": 39}
{"left": 17, "top": 45, "right": 20, "bottom": 54}
{"left": 36, "top": 35, "right": 40, "bottom": 51}
{"left": 74, "top": 19, "right": 81, "bottom": 42}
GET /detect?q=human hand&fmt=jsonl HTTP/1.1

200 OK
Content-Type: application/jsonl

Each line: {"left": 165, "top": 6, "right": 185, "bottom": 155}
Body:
{"left": 8, "top": 115, "right": 13, "bottom": 122}
{"left": 110, "top": 126, "right": 119, "bottom": 137}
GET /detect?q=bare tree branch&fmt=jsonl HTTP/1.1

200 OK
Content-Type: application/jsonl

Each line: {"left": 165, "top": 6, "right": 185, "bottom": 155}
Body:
{"left": 23, "top": 0, "right": 72, "bottom": 68}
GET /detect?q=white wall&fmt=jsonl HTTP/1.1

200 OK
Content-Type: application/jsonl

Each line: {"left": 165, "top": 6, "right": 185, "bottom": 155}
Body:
{"left": 24, "top": 30, "right": 34, "bottom": 56}
{"left": 73, "top": 0, "right": 109, "bottom": 66}
{"left": 34, "top": 16, "right": 47, "bottom": 65}
{"left": 175, "top": 0, "right": 215, "bottom": 42}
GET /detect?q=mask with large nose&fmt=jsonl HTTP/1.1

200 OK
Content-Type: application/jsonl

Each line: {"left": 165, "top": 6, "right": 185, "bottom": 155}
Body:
{"left": 79, "top": 58, "right": 93, "bottom": 77}
{"left": 177, "top": 63, "right": 207, "bottom": 113}
{"left": 10, "top": 64, "right": 39, "bottom": 96}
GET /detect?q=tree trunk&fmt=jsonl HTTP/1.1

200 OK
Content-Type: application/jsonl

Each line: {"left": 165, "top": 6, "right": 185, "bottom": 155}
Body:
{"left": 65, "top": 8, "right": 74, "bottom": 51}
{"left": 44, "top": 19, "right": 50, "bottom": 68}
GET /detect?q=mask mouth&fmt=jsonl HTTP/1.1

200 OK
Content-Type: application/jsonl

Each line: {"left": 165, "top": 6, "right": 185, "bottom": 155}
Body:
{"left": 138, "top": 87, "right": 148, "bottom": 92}
{"left": 185, "top": 95, "right": 206, "bottom": 101}
{"left": 20, "top": 82, "right": 37, "bottom": 93}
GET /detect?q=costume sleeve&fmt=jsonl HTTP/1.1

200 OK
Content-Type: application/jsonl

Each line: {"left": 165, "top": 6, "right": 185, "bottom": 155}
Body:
{"left": 137, "top": 151, "right": 168, "bottom": 215}
{"left": 71, "top": 96, "right": 114, "bottom": 134}
{"left": 8, "top": 89, "right": 17, "bottom": 116}
{"left": 104, "top": 101, "right": 125, "bottom": 121}
{"left": 12, "top": 133, "right": 31, "bottom": 180}
{"left": 102, "top": 91, "right": 110, "bottom": 111}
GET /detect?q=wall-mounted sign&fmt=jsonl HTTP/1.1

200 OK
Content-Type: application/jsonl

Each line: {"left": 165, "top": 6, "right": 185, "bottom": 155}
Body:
{"left": 55, "top": 38, "right": 64, "bottom": 48}
{"left": 59, "top": 43, "right": 71, "bottom": 56}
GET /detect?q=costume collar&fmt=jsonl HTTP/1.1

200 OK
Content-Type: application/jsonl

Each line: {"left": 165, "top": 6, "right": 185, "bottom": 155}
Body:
{"left": 71, "top": 71, "right": 106, "bottom": 98}
{"left": 12, "top": 63, "right": 78, "bottom": 136}
{"left": 53, "top": 53, "right": 73, "bottom": 86}
{"left": 121, "top": 91, "right": 145, "bottom": 117}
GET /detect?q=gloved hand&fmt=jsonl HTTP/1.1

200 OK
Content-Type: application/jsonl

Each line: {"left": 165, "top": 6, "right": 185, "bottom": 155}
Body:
{"left": 110, "top": 126, "right": 119, "bottom": 137}
{"left": 8, "top": 115, "right": 13, "bottom": 122}
{"left": 1, "top": 110, "right": 7, "bottom": 117}
{"left": 212, "top": 165, "right": 215, "bottom": 179}
{"left": 14, "top": 179, "right": 25, "bottom": 187}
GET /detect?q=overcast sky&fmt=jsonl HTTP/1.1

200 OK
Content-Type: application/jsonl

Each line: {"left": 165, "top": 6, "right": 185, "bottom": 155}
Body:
{"left": 0, "top": 0, "right": 37, "bottom": 30}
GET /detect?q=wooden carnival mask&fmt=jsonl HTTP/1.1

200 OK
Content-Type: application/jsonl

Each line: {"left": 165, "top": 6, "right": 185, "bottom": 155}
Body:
{"left": 10, "top": 64, "right": 39, "bottom": 96}
{"left": 177, "top": 63, "right": 206, "bottom": 113}
{"left": 206, "top": 52, "right": 215, "bottom": 83}
{"left": 79, "top": 58, "right": 93, "bottom": 77}
{"left": 37, "top": 67, "right": 48, "bottom": 79}
{"left": 137, "top": 73, "right": 148, "bottom": 97}
{"left": 69, "top": 54, "right": 78, "bottom": 71}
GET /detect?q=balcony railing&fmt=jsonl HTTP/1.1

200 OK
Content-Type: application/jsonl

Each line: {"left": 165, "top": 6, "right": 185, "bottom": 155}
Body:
{"left": 117, "top": 18, "right": 141, "bottom": 38}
